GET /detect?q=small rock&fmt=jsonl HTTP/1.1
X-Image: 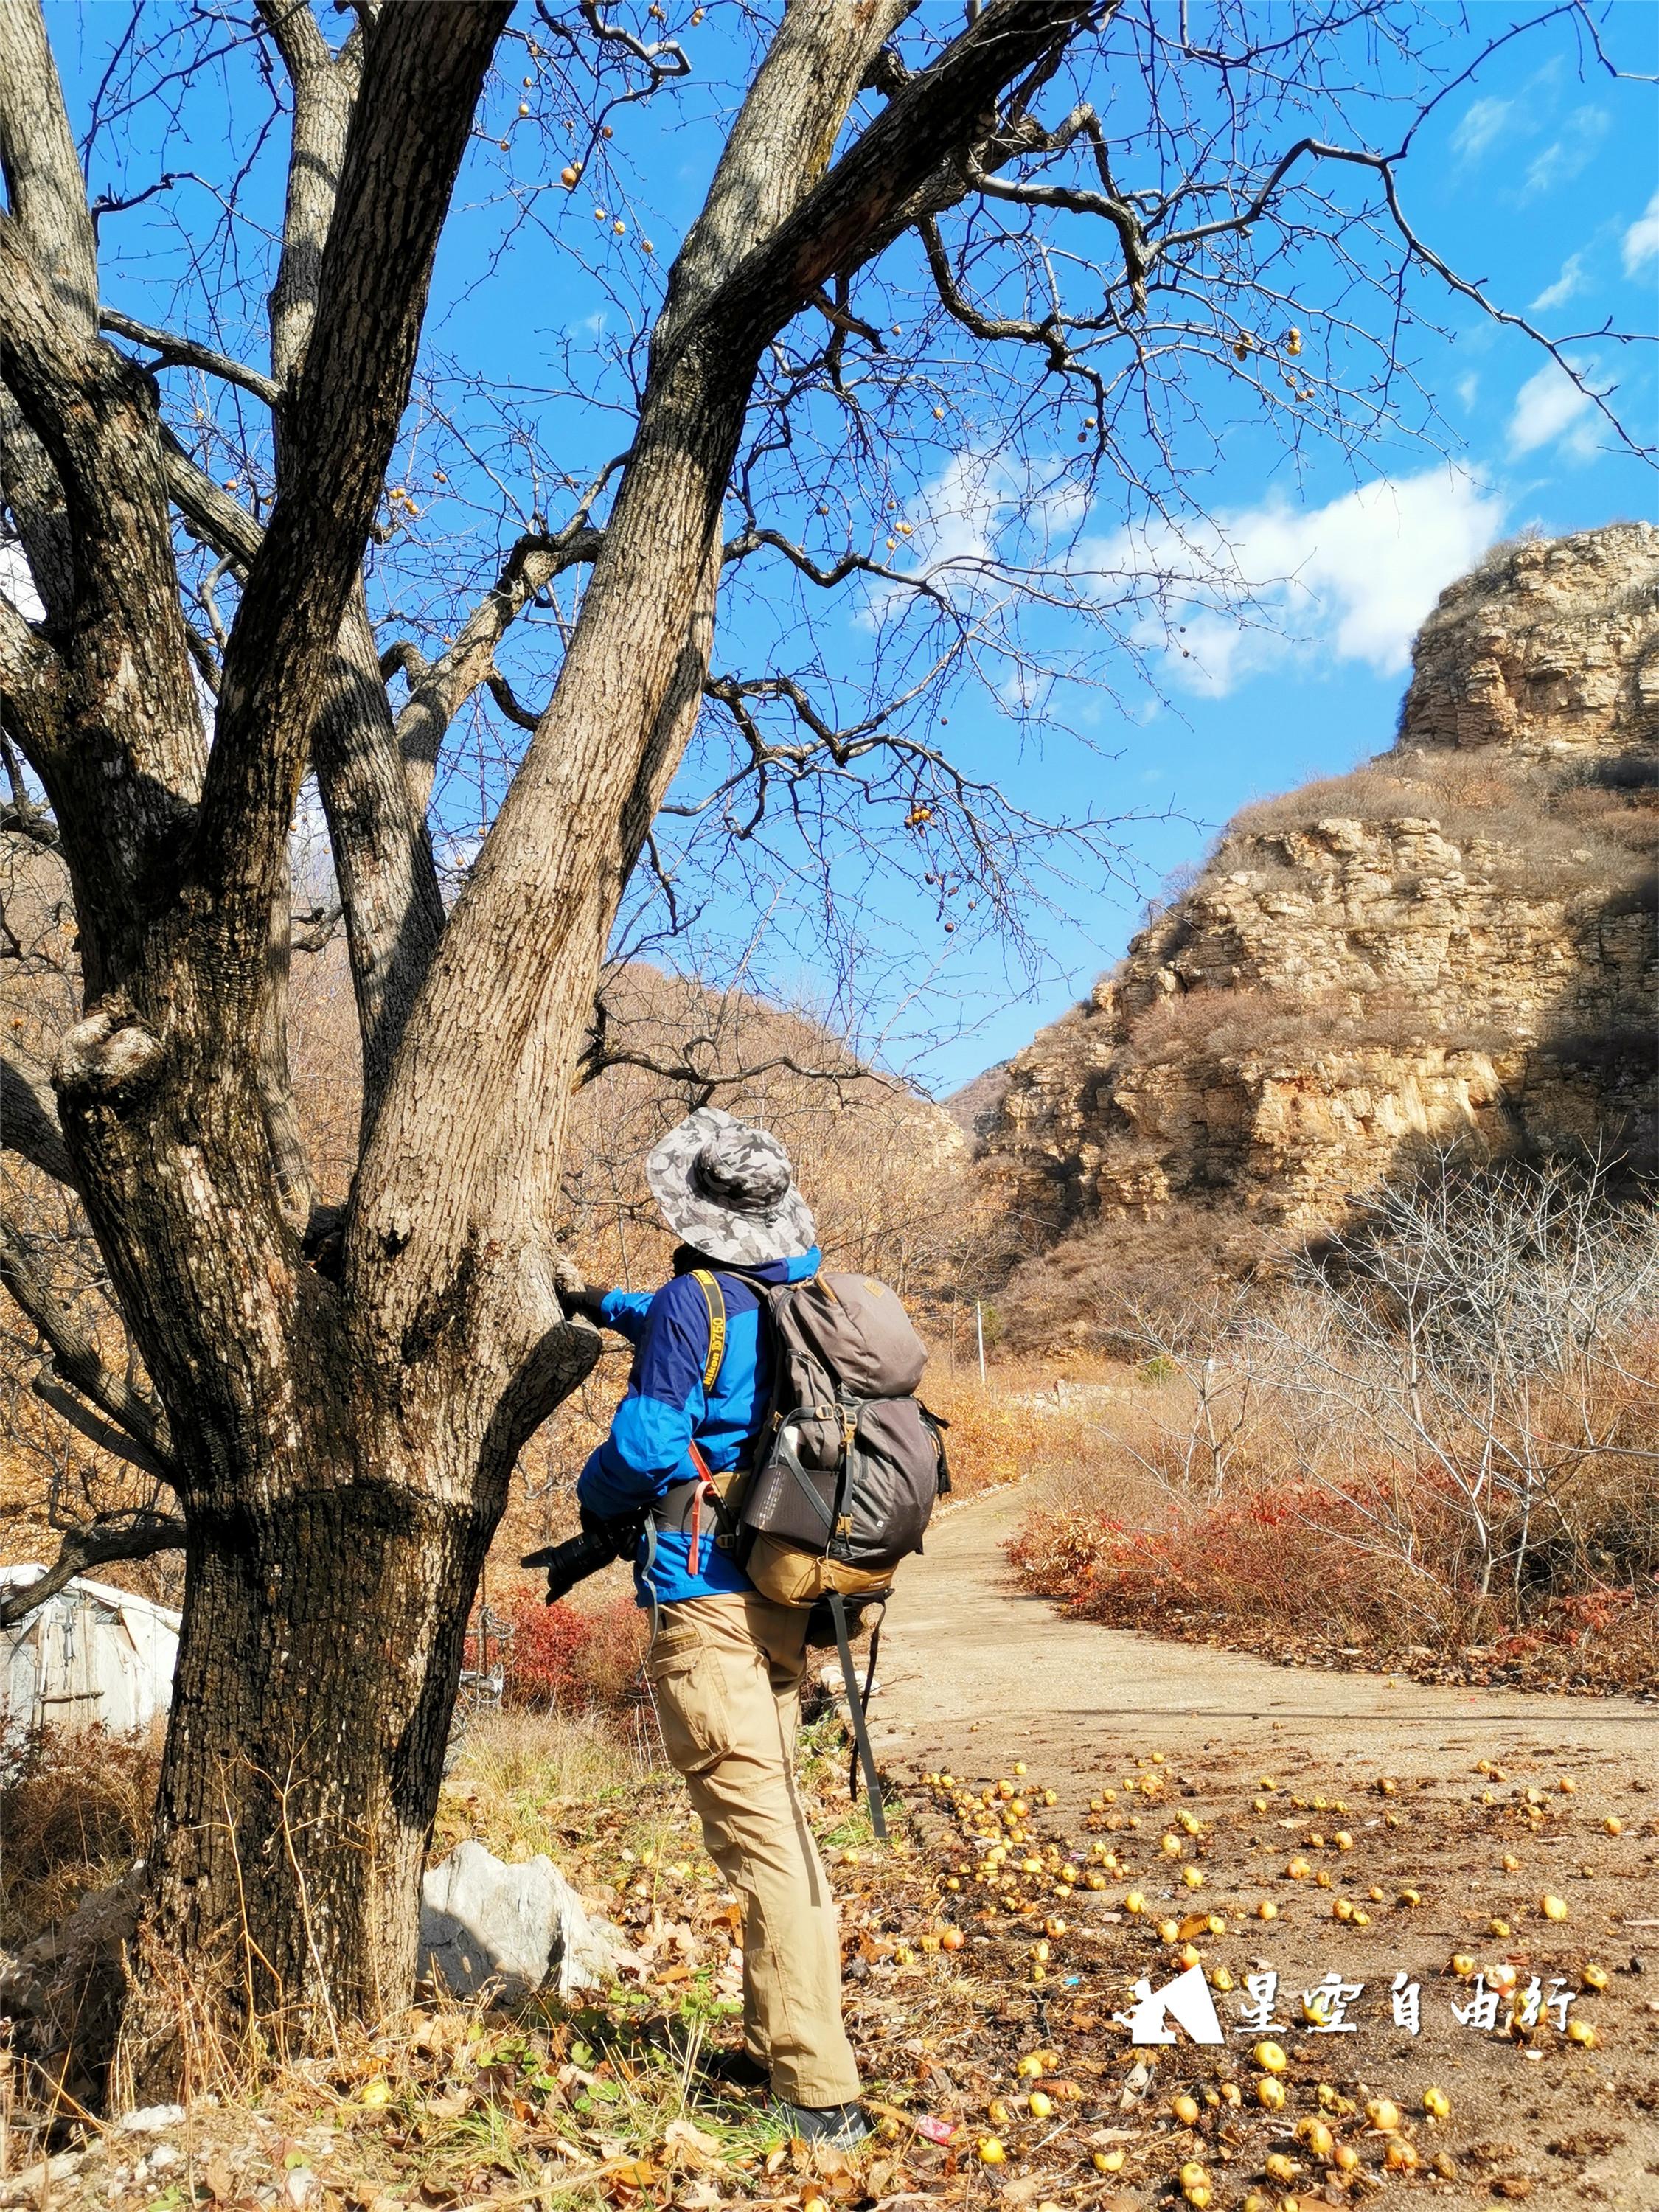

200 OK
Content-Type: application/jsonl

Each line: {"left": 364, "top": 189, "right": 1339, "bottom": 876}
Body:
{"left": 0, "top": 2152, "right": 81, "bottom": 2205}
{"left": 119, "top": 2104, "right": 186, "bottom": 2134}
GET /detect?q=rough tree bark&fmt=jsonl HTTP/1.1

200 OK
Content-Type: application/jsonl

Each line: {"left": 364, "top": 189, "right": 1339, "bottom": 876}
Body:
{"left": 0, "top": 0, "right": 1093, "bottom": 2088}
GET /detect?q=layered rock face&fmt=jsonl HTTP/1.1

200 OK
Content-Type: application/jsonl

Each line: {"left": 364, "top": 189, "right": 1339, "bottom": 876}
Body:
{"left": 987, "top": 524, "right": 1659, "bottom": 1295}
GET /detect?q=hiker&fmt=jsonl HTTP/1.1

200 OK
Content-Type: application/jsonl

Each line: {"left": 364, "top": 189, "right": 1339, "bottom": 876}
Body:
{"left": 566, "top": 1108, "right": 869, "bottom": 2146}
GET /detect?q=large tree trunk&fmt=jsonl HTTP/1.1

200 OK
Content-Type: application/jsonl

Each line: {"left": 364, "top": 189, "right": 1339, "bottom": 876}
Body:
{"left": 122, "top": 1450, "right": 495, "bottom": 2088}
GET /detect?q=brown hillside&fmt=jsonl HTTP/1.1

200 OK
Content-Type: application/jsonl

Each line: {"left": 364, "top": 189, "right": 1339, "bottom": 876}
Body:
{"left": 984, "top": 521, "right": 1659, "bottom": 1346}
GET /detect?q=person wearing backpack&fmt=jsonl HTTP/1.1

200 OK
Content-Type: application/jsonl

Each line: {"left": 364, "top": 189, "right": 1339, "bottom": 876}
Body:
{"left": 566, "top": 1109, "right": 880, "bottom": 2146}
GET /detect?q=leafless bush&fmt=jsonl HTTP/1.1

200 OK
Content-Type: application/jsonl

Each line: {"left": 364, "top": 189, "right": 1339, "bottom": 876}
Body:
{"left": 1254, "top": 1155, "right": 1659, "bottom": 1620}
{"left": 1015, "top": 1155, "right": 1659, "bottom": 1666}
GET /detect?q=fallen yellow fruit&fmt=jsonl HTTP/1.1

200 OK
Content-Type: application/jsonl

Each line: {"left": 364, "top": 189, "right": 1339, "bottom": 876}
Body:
{"left": 1124, "top": 1889, "right": 1147, "bottom": 1914}
{"left": 1450, "top": 1952, "right": 1477, "bottom": 1978}
{"left": 1423, "top": 2087, "right": 1450, "bottom": 2119}
{"left": 1026, "top": 2091, "right": 1053, "bottom": 2121}
{"left": 1255, "top": 2039, "right": 1288, "bottom": 2073}
{"left": 1567, "top": 2018, "right": 1599, "bottom": 2048}
{"left": 1541, "top": 1893, "right": 1569, "bottom": 1921}
{"left": 1605, "top": 1815, "right": 1623, "bottom": 1835}
{"left": 1183, "top": 1865, "right": 1205, "bottom": 1888}
{"left": 978, "top": 2137, "right": 1006, "bottom": 2164}
{"left": 1365, "top": 2098, "right": 1401, "bottom": 2132}
{"left": 1257, "top": 1898, "right": 1279, "bottom": 1920}
{"left": 1016, "top": 2052, "right": 1044, "bottom": 2079}
{"left": 1257, "top": 2076, "right": 1286, "bottom": 2112}
{"left": 987, "top": 2098, "right": 1011, "bottom": 2126}
{"left": 1158, "top": 1918, "right": 1181, "bottom": 1942}
{"left": 1172, "top": 2093, "right": 1201, "bottom": 2126}
{"left": 1384, "top": 2138, "right": 1420, "bottom": 2171}
{"left": 358, "top": 2079, "right": 392, "bottom": 2109}
{"left": 1093, "top": 2149, "right": 1124, "bottom": 2174}
{"left": 1264, "top": 2152, "right": 1296, "bottom": 2183}
{"left": 1286, "top": 1857, "right": 1312, "bottom": 1881}
{"left": 1295, "top": 2118, "right": 1335, "bottom": 2158}
{"left": 1179, "top": 2160, "right": 1210, "bottom": 2191}
{"left": 1582, "top": 1962, "right": 1610, "bottom": 1991}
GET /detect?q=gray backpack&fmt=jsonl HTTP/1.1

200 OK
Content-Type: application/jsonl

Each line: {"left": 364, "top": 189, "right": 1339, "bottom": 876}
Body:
{"left": 723, "top": 1270, "right": 949, "bottom": 1599}
{"left": 697, "top": 1268, "right": 950, "bottom": 1834}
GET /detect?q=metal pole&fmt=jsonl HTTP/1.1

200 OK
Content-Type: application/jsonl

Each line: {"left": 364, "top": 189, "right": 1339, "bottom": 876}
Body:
{"left": 975, "top": 1300, "right": 986, "bottom": 1386}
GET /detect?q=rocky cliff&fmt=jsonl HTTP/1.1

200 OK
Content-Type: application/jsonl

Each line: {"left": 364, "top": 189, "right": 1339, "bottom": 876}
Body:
{"left": 987, "top": 523, "right": 1659, "bottom": 1338}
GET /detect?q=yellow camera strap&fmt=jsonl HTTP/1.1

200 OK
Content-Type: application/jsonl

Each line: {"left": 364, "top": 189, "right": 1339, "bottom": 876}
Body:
{"left": 691, "top": 1269, "right": 726, "bottom": 1394}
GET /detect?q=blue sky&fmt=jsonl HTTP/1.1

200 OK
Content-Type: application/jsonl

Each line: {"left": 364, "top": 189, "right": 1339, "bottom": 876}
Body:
{"left": 880, "top": 12, "right": 1659, "bottom": 1090}
{"left": 38, "top": 1, "right": 1659, "bottom": 1096}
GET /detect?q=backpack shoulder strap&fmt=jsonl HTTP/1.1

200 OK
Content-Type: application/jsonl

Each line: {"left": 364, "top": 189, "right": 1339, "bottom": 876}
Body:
{"left": 689, "top": 1269, "right": 726, "bottom": 1393}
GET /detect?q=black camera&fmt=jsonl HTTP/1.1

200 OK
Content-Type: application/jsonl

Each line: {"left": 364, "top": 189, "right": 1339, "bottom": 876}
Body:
{"left": 521, "top": 1514, "right": 641, "bottom": 1606}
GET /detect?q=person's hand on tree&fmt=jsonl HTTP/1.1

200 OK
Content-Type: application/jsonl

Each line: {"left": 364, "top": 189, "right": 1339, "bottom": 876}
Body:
{"left": 561, "top": 1283, "right": 613, "bottom": 1326}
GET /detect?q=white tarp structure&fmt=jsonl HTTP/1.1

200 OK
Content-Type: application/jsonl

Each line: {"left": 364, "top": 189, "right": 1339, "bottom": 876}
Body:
{"left": 0, "top": 1567, "right": 180, "bottom": 1747}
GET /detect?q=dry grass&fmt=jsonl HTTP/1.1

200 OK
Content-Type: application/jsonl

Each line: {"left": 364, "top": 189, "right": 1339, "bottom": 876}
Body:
{"left": 434, "top": 1705, "right": 662, "bottom": 1867}
{"left": 0, "top": 1723, "right": 162, "bottom": 1944}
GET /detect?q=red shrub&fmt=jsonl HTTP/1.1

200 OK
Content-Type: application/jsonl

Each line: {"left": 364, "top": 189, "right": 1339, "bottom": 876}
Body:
{"left": 501, "top": 1593, "right": 647, "bottom": 1711}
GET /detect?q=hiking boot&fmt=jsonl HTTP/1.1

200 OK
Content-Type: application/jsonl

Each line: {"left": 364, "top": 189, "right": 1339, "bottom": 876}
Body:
{"left": 771, "top": 2101, "right": 871, "bottom": 2148}
{"left": 702, "top": 2046, "right": 771, "bottom": 2093}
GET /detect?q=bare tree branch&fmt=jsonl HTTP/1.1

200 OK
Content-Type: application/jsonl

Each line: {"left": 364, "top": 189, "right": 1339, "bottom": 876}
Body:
{"left": 1, "top": 1050, "right": 74, "bottom": 1185}
{"left": 195, "top": 1, "right": 511, "bottom": 959}
{"left": 0, "top": 0, "right": 99, "bottom": 333}
{"left": 30, "top": 1373, "right": 175, "bottom": 1482}
{"left": 0, "top": 1508, "right": 186, "bottom": 1630}
{"left": 0, "top": 1208, "right": 171, "bottom": 1467}
{"left": 99, "top": 305, "right": 282, "bottom": 408}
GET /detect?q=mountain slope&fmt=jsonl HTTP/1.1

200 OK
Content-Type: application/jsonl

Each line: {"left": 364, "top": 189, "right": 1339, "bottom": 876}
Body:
{"left": 984, "top": 522, "right": 1659, "bottom": 1344}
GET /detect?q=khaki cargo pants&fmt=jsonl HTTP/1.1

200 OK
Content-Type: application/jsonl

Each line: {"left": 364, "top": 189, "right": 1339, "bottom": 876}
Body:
{"left": 646, "top": 1591, "right": 861, "bottom": 2107}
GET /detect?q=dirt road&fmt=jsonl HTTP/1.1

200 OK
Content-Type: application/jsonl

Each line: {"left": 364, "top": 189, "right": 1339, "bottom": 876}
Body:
{"left": 872, "top": 1486, "right": 1657, "bottom": 1772}
{"left": 868, "top": 1485, "right": 1659, "bottom": 2209}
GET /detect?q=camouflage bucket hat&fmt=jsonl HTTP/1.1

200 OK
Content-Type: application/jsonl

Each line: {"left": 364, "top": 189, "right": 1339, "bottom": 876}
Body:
{"left": 646, "top": 1107, "right": 817, "bottom": 1267}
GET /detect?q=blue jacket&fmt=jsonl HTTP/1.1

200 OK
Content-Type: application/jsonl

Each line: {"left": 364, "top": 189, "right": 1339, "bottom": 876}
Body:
{"left": 576, "top": 1247, "right": 821, "bottom": 1604}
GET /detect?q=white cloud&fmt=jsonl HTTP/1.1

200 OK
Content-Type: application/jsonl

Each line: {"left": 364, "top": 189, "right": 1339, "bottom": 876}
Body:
{"left": 1506, "top": 358, "right": 1597, "bottom": 455}
{"left": 855, "top": 447, "right": 1086, "bottom": 630}
{"left": 1088, "top": 468, "right": 1507, "bottom": 698}
{"left": 1529, "top": 252, "right": 1585, "bottom": 313}
{"left": 1622, "top": 187, "right": 1659, "bottom": 275}
{"left": 1523, "top": 105, "right": 1609, "bottom": 196}
{"left": 1455, "top": 372, "right": 1481, "bottom": 411}
{"left": 1452, "top": 96, "right": 1512, "bottom": 160}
